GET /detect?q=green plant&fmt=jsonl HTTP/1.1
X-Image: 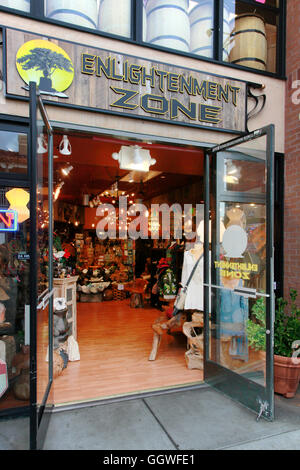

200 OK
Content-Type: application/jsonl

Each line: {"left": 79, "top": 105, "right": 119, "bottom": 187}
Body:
{"left": 274, "top": 289, "right": 300, "bottom": 357}
{"left": 246, "top": 296, "right": 266, "bottom": 351}
{"left": 247, "top": 289, "right": 300, "bottom": 357}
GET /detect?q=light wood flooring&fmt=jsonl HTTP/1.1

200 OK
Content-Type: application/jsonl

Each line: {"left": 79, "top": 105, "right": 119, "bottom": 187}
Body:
{"left": 53, "top": 300, "right": 204, "bottom": 405}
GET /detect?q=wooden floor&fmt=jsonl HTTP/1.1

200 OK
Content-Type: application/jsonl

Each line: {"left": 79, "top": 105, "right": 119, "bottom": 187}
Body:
{"left": 53, "top": 300, "right": 204, "bottom": 405}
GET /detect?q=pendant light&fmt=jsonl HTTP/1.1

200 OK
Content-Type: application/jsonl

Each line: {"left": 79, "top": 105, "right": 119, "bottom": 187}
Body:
{"left": 37, "top": 134, "right": 48, "bottom": 154}
{"left": 112, "top": 145, "right": 156, "bottom": 172}
{"left": 59, "top": 135, "right": 72, "bottom": 155}
{"left": 5, "top": 188, "right": 30, "bottom": 223}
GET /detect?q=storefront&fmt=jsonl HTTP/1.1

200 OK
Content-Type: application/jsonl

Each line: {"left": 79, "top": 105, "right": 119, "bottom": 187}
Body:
{"left": 0, "top": 0, "right": 285, "bottom": 450}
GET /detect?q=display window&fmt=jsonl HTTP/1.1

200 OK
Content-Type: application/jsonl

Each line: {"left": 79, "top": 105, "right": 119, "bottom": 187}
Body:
{"left": 0, "top": 186, "right": 30, "bottom": 412}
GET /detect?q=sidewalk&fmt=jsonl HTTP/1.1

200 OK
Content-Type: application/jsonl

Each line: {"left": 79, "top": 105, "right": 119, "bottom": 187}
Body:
{"left": 1, "top": 383, "right": 300, "bottom": 450}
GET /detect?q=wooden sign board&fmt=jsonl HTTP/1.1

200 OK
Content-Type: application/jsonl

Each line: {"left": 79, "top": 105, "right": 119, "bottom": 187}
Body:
{"left": 5, "top": 27, "right": 247, "bottom": 133}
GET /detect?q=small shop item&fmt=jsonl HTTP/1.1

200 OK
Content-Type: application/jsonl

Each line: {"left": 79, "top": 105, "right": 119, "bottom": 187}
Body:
{"left": 156, "top": 258, "right": 177, "bottom": 300}
{"left": 0, "top": 302, "right": 5, "bottom": 323}
{"left": 67, "top": 335, "right": 80, "bottom": 361}
{"left": 54, "top": 297, "right": 67, "bottom": 312}
{"left": 183, "top": 312, "right": 204, "bottom": 370}
{"left": 0, "top": 359, "right": 8, "bottom": 398}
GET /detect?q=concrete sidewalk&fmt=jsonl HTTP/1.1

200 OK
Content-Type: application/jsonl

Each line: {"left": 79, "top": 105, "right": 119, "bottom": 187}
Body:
{"left": 1, "top": 384, "right": 300, "bottom": 450}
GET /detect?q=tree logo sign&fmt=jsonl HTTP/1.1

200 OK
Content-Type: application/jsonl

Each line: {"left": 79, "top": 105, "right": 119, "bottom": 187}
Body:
{"left": 16, "top": 39, "right": 74, "bottom": 98}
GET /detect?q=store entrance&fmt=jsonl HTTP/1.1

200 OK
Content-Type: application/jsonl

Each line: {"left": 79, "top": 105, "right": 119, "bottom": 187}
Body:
{"left": 49, "top": 128, "right": 206, "bottom": 405}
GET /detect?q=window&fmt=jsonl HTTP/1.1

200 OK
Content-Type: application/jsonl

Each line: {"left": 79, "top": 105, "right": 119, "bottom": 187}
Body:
{"left": 0, "top": 0, "right": 284, "bottom": 76}
{"left": 142, "top": 0, "right": 214, "bottom": 57}
{"left": 0, "top": 130, "right": 28, "bottom": 176}
{"left": 0, "top": 186, "right": 30, "bottom": 411}
{"left": 44, "top": 0, "right": 132, "bottom": 38}
{"left": 224, "top": 0, "right": 279, "bottom": 73}
{"left": 0, "top": 0, "right": 30, "bottom": 12}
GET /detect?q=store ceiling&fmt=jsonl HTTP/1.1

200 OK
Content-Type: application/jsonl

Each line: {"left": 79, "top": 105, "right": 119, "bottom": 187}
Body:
{"left": 48, "top": 132, "right": 204, "bottom": 205}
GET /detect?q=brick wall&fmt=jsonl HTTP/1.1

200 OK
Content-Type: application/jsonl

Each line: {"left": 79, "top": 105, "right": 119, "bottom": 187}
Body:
{"left": 284, "top": 0, "right": 300, "bottom": 298}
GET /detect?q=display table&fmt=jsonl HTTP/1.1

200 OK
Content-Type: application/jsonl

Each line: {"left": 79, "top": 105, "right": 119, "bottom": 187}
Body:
{"left": 53, "top": 276, "right": 78, "bottom": 340}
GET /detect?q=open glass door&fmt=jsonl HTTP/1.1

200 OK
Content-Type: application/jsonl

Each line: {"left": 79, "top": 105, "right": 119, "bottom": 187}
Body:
{"left": 29, "top": 82, "right": 54, "bottom": 449}
{"left": 204, "top": 125, "right": 275, "bottom": 421}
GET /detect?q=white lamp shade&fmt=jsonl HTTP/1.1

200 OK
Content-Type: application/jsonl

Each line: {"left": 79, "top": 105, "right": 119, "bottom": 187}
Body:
{"left": 59, "top": 135, "right": 72, "bottom": 155}
{"left": 37, "top": 134, "right": 47, "bottom": 154}
{"left": 114, "top": 145, "right": 155, "bottom": 172}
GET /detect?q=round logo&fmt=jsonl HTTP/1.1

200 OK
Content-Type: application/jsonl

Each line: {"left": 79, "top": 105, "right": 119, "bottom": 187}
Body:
{"left": 222, "top": 224, "right": 248, "bottom": 258}
{"left": 16, "top": 39, "right": 74, "bottom": 94}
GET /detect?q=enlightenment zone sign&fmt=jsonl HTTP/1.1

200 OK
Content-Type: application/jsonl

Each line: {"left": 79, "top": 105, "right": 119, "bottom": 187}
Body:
{"left": 6, "top": 28, "right": 247, "bottom": 132}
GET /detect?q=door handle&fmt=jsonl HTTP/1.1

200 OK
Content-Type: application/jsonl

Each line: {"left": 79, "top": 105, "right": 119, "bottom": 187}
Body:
{"left": 203, "top": 283, "right": 269, "bottom": 299}
{"left": 37, "top": 289, "right": 54, "bottom": 310}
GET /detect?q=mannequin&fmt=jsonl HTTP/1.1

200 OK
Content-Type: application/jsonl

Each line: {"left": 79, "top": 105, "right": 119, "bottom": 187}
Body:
{"left": 180, "top": 221, "right": 207, "bottom": 310}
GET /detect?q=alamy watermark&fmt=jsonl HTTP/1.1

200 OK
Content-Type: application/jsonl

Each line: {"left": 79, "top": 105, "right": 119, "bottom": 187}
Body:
{"left": 291, "top": 80, "right": 300, "bottom": 105}
{"left": 95, "top": 196, "right": 204, "bottom": 244}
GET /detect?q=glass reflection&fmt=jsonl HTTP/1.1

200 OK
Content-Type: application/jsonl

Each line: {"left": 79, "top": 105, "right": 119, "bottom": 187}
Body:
{"left": 210, "top": 201, "right": 267, "bottom": 386}
{"left": 0, "top": 0, "right": 30, "bottom": 12}
{"left": 0, "top": 187, "right": 30, "bottom": 412}
{"left": 0, "top": 130, "right": 27, "bottom": 175}
{"left": 44, "top": 0, "right": 132, "bottom": 38}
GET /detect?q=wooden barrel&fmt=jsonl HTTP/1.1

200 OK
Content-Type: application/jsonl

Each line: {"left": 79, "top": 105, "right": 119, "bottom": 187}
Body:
{"left": 98, "top": 0, "right": 131, "bottom": 38}
{"left": 1, "top": 0, "right": 30, "bottom": 11}
{"left": 229, "top": 14, "right": 267, "bottom": 70}
{"left": 45, "top": 0, "right": 98, "bottom": 30}
{"left": 189, "top": 0, "right": 213, "bottom": 57}
{"left": 146, "top": 0, "right": 190, "bottom": 52}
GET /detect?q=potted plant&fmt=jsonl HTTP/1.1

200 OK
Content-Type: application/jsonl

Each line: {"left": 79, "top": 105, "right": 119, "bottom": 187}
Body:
{"left": 247, "top": 289, "right": 300, "bottom": 398}
{"left": 273, "top": 289, "right": 300, "bottom": 398}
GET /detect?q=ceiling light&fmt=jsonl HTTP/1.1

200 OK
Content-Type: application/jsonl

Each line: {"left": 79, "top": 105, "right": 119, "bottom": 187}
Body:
{"left": 61, "top": 165, "right": 73, "bottom": 176}
{"left": 112, "top": 145, "right": 156, "bottom": 172}
{"left": 59, "top": 135, "right": 72, "bottom": 155}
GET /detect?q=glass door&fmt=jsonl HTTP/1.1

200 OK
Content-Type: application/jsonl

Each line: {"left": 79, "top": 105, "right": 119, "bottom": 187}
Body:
{"left": 29, "top": 82, "right": 54, "bottom": 449}
{"left": 204, "top": 125, "right": 275, "bottom": 421}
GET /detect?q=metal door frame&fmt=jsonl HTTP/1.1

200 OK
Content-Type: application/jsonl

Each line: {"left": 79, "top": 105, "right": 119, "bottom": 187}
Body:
{"left": 203, "top": 125, "right": 275, "bottom": 421}
{"left": 29, "top": 81, "right": 54, "bottom": 449}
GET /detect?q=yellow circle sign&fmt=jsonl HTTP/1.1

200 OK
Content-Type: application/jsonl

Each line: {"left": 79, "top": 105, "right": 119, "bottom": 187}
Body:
{"left": 16, "top": 39, "right": 74, "bottom": 94}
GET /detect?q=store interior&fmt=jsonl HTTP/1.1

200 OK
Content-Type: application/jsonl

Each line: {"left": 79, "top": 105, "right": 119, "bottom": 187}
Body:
{"left": 43, "top": 130, "right": 206, "bottom": 406}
